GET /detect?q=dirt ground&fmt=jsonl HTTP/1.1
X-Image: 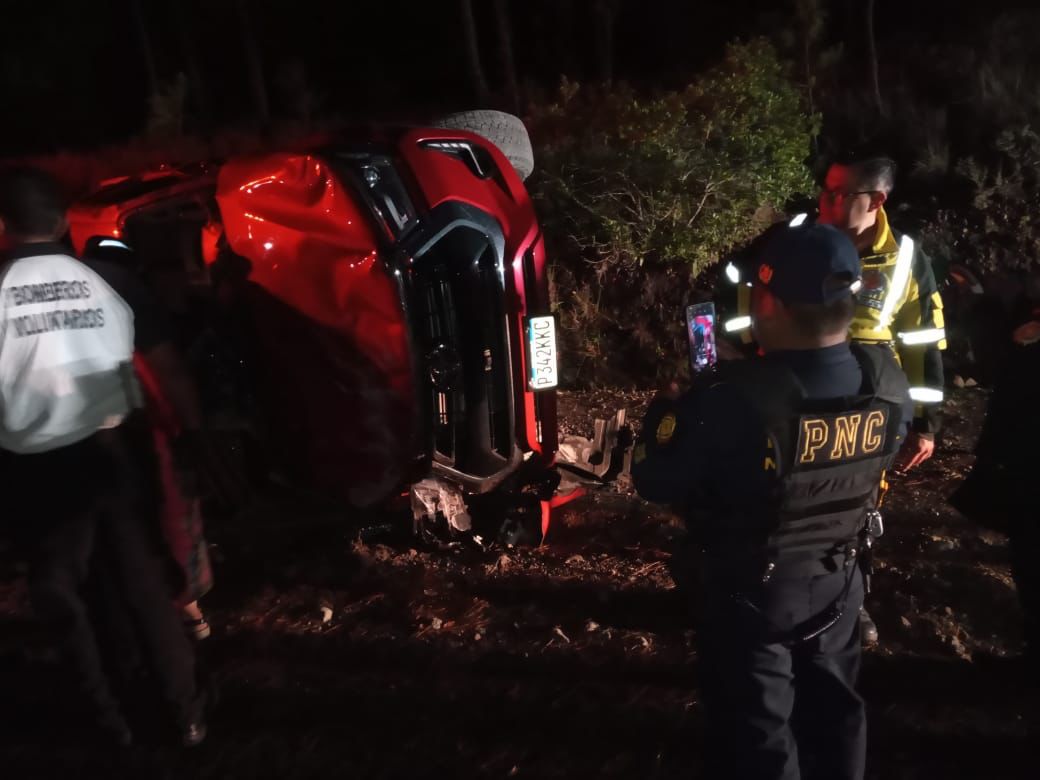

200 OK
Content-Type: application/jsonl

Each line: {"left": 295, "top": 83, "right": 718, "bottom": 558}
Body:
{"left": 0, "top": 386, "right": 1036, "bottom": 779}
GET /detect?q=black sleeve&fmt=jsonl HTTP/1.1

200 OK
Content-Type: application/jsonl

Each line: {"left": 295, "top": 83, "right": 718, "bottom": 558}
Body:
{"left": 83, "top": 259, "right": 174, "bottom": 352}
{"left": 631, "top": 383, "right": 761, "bottom": 507}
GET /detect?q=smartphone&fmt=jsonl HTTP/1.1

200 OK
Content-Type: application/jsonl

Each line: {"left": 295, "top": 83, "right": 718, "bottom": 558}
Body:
{"left": 686, "top": 302, "right": 718, "bottom": 374}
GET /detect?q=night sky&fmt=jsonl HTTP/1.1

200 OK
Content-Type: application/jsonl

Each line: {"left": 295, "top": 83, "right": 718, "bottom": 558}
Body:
{"left": 0, "top": 0, "right": 1036, "bottom": 157}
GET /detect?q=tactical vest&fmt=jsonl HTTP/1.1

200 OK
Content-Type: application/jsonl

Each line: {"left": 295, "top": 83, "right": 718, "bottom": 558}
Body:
{"left": 710, "top": 344, "right": 908, "bottom": 580}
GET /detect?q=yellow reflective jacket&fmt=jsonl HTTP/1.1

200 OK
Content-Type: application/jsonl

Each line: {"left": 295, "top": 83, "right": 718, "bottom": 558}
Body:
{"left": 718, "top": 208, "right": 946, "bottom": 433}
{"left": 851, "top": 208, "right": 945, "bottom": 432}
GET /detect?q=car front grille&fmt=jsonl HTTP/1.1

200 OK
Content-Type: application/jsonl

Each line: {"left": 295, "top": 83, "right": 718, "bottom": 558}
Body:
{"left": 410, "top": 222, "right": 515, "bottom": 481}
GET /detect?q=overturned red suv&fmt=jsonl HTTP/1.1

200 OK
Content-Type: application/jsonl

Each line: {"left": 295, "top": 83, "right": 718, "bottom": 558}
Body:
{"left": 67, "top": 112, "right": 563, "bottom": 531}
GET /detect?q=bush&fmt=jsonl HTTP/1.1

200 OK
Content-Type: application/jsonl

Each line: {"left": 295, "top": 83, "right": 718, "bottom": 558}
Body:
{"left": 922, "top": 127, "right": 1040, "bottom": 278}
{"left": 528, "top": 39, "right": 817, "bottom": 386}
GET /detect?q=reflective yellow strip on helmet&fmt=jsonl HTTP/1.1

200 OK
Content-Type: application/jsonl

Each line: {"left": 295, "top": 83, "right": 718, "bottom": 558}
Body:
{"left": 875, "top": 235, "right": 915, "bottom": 331}
{"left": 908, "top": 387, "right": 944, "bottom": 403}
{"left": 897, "top": 327, "right": 946, "bottom": 345}
{"left": 724, "top": 315, "right": 752, "bottom": 332}
{"left": 725, "top": 262, "right": 741, "bottom": 284}
{"left": 789, "top": 213, "right": 808, "bottom": 227}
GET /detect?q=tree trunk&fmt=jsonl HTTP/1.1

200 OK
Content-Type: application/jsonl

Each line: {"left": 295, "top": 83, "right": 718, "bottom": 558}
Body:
{"left": 802, "top": 22, "right": 815, "bottom": 118}
{"left": 796, "top": 0, "right": 819, "bottom": 154}
{"left": 865, "top": 0, "right": 884, "bottom": 116}
{"left": 804, "top": 32, "right": 820, "bottom": 155}
{"left": 235, "top": 0, "right": 270, "bottom": 127}
{"left": 492, "top": 0, "right": 520, "bottom": 112}
{"left": 593, "top": 0, "right": 621, "bottom": 86}
{"left": 171, "top": 0, "right": 210, "bottom": 130}
{"left": 459, "top": 0, "right": 490, "bottom": 103}
{"left": 553, "top": 0, "right": 576, "bottom": 79}
{"left": 129, "top": 0, "right": 159, "bottom": 99}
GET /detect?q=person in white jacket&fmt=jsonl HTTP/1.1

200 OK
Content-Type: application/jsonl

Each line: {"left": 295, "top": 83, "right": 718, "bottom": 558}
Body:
{"left": 0, "top": 167, "right": 205, "bottom": 747}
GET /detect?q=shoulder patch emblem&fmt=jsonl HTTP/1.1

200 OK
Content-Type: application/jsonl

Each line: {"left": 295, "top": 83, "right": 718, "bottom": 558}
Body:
{"left": 656, "top": 413, "right": 677, "bottom": 444}
{"left": 758, "top": 263, "right": 774, "bottom": 284}
{"left": 857, "top": 268, "right": 889, "bottom": 311}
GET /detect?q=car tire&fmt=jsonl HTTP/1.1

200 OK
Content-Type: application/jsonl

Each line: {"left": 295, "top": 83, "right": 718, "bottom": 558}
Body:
{"left": 430, "top": 110, "right": 534, "bottom": 181}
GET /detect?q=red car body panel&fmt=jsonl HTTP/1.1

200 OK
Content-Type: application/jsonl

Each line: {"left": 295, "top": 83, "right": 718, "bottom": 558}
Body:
{"left": 68, "top": 170, "right": 216, "bottom": 255}
{"left": 216, "top": 154, "right": 418, "bottom": 506}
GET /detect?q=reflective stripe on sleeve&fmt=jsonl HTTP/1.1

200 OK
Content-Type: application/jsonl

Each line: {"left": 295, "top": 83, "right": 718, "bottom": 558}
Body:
{"left": 897, "top": 327, "right": 946, "bottom": 345}
{"left": 875, "top": 235, "right": 915, "bottom": 331}
{"left": 908, "top": 387, "right": 944, "bottom": 403}
{"left": 725, "top": 262, "right": 740, "bottom": 284}
{"left": 724, "top": 315, "right": 752, "bottom": 333}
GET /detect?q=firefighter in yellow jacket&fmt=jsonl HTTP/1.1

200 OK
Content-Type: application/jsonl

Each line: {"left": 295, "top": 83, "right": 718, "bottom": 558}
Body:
{"left": 819, "top": 157, "right": 945, "bottom": 469}
{"left": 721, "top": 156, "right": 945, "bottom": 470}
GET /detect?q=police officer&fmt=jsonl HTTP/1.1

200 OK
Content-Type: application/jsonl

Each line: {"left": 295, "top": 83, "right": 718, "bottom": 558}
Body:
{"left": 0, "top": 167, "right": 206, "bottom": 746}
{"left": 719, "top": 155, "right": 945, "bottom": 643}
{"left": 634, "top": 224, "right": 911, "bottom": 780}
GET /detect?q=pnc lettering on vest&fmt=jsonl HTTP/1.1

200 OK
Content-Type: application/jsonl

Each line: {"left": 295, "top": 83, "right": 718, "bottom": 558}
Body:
{"left": 797, "top": 410, "right": 888, "bottom": 464}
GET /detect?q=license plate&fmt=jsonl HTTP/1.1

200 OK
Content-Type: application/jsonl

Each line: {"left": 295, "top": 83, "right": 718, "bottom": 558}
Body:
{"left": 526, "top": 315, "right": 558, "bottom": 391}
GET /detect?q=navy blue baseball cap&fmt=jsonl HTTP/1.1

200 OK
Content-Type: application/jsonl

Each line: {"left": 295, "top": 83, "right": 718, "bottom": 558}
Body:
{"left": 755, "top": 223, "right": 862, "bottom": 305}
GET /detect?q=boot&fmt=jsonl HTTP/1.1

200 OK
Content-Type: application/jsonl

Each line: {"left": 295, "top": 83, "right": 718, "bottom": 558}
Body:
{"left": 179, "top": 693, "right": 208, "bottom": 748}
{"left": 859, "top": 606, "right": 879, "bottom": 646}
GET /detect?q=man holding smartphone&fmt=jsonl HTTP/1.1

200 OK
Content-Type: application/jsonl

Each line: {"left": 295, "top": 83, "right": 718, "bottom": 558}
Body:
{"left": 633, "top": 224, "right": 912, "bottom": 780}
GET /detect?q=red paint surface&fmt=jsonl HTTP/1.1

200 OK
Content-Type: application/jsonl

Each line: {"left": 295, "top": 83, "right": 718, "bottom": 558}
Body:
{"left": 217, "top": 153, "right": 417, "bottom": 506}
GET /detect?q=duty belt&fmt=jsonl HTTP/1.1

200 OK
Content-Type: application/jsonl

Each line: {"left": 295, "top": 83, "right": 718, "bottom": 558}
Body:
{"left": 732, "top": 511, "right": 884, "bottom": 645}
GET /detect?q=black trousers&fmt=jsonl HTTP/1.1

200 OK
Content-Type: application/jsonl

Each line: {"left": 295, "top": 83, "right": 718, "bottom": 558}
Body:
{"left": 8, "top": 419, "right": 198, "bottom": 727}
{"left": 699, "top": 570, "right": 866, "bottom": 780}
{"left": 1008, "top": 516, "right": 1040, "bottom": 658}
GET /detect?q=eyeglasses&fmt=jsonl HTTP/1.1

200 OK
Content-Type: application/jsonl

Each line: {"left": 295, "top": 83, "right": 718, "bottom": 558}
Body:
{"left": 819, "top": 188, "right": 875, "bottom": 203}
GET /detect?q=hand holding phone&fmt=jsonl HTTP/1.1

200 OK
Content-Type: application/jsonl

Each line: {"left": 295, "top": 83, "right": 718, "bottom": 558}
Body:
{"left": 686, "top": 302, "right": 718, "bottom": 375}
